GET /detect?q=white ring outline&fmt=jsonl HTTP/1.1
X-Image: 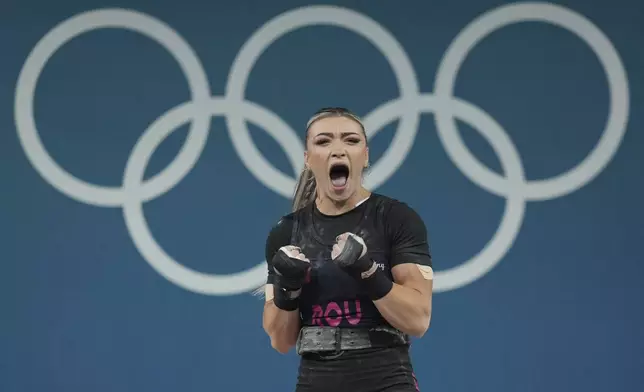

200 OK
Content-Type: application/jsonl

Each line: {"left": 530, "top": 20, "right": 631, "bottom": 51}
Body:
{"left": 14, "top": 9, "right": 212, "bottom": 207}
{"left": 434, "top": 2, "right": 629, "bottom": 201}
{"left": 122, "top": 98, "right": 302, "bottom": 295}
{"left": 376, "top": 96, "right": 527, "bottom": 292}
{"left": 12, "top": 3, "right": 630, "bottom": 295}
{"left": 225, "top": 5, "right": 422, "bottom": 194}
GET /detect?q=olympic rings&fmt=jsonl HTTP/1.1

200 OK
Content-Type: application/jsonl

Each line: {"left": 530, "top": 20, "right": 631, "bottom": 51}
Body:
{"left": 225, "top": 5, "right": 421, "bottom": 194}
{"left": 14, "top": 3, "right": 629, "bottom": 295}
{"left": 434, "top": 2, "right": 629, "bottom": 201}
{"left": 122, "top": 98, "right": 298, "bottom": 295}
{"left": 15, "top": 9, "right": 212, "bottom": 207}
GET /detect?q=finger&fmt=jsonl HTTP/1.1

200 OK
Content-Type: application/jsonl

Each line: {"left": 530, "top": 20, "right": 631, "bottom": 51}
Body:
{"left": 336, "top": 233, "right": 349, "bottom": 242}
{"left": 347, "top": 233, "right": 363, "bottom": 243}
{"left": 295, "top": 253, "right": 309, "bottom": 262}
{"left": 346, "top": 233, "right": 367, "bottom": 258}
{"left": 279, "top": 246, "right": 300, "bottom": 258}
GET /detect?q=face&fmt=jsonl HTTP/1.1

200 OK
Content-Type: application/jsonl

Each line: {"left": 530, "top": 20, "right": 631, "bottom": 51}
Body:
{"left": 305, "top": 115, "right": 369, "bottom": 203}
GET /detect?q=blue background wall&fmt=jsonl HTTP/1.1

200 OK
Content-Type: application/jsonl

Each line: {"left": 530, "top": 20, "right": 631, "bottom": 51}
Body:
{"left": 2, "top": 1, "right": 642, "bottom": 391}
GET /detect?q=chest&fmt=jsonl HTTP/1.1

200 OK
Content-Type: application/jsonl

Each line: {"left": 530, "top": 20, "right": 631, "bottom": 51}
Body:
{"left": 296, "top": 214, "right": 390, "bottom": 260}
{"left": 293, "top": 215, "right": 392, "bottom": 298}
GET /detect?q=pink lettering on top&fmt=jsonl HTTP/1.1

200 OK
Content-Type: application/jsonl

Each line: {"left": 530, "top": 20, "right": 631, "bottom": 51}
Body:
{"left": 344, "top": 300, "right": 362, "bottom": 325}
{"left": 324, "top": 302, "right": 342, "bottom": 327}
{"left": 311, "top": 305, "right": 324, "bottom": 326}
{"left": 310, "top": 300, "right": 363, "bottom": 327}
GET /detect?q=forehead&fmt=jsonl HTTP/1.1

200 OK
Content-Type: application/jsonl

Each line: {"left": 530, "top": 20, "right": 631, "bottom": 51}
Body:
{"left": 308, "top": 115, "right": 363, "bottom": 136}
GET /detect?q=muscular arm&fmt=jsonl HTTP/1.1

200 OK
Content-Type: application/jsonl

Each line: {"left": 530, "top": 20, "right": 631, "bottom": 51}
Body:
{"left": 263, "top": 293, "right": 301, "bottom": 354}
{"left": 261, "top": 217, "right": 301, "bottom": 353}
{"left": 372, "top": 203, "right": 433, "bottom": 337}
{"left": 373, "top": 264, "right": 432, "bottom": 337}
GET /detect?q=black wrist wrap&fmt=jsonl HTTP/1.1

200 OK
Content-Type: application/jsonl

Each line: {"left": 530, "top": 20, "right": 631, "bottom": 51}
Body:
{"left": 362, "top": 268, "right": 394, "bottom": 300}
{"left": 273, "top": 287, "right": 299, "bottom": 311}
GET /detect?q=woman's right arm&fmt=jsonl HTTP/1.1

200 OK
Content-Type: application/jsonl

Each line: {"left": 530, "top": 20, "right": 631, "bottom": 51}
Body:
{"left": 263, "top": 292, "right": 301, "bottom": 353}
{"left": 262, "top": 217, "right": 302, "bottom": 354}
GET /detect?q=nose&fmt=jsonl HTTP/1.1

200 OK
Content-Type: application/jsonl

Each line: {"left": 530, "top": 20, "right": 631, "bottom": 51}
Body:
{"left": 330, "top": 140, "right": 347, "bottom": 157}
{"left": 331, "top": 150, "right": 346, "bottom": 159}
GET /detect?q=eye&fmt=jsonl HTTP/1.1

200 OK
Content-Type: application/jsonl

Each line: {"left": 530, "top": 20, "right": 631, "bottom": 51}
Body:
{"left": 315, "top": 139, "right": 330, "bottom": 146}
{"left": 346, "top": 138, "right": 361, "bottom": 144}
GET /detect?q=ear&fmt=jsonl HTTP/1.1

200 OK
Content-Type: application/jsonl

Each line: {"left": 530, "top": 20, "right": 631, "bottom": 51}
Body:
{"left": 364, "top": 146, "right": 369, "bottom": 168}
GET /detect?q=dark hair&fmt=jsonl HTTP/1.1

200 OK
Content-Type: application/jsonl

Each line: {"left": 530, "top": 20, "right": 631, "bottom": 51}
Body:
{"left": 291, "top": 107, "right": 366, "bottom": 212}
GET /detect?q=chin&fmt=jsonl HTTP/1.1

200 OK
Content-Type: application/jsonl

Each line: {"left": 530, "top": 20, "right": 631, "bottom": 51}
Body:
{"left": 327, "top": 182, "right": 356, "bottom": 203}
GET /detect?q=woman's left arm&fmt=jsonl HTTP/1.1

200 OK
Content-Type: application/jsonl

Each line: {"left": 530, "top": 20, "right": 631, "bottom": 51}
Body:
{"left": 333, "top": 201, "right": 434, "bottom": 337}
{"left": 371, "top": 201, "right": 434, "bottom": 337}
{"left": 372, "top": 264, "right": 432, "bottom": 337}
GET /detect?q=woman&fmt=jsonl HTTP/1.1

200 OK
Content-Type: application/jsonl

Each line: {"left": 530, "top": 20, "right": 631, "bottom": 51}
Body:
{"left": 262, "top": 107, "right": 433, "bottom": 392}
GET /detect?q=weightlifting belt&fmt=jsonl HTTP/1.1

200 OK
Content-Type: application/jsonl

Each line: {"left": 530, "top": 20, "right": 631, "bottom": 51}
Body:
{"left": 296, "top": 325, "right": 409, "bottom": 355}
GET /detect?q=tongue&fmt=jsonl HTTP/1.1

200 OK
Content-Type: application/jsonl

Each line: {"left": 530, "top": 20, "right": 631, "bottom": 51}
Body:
{"left": 331, "top": 176, "right": 347, "bottom": 187}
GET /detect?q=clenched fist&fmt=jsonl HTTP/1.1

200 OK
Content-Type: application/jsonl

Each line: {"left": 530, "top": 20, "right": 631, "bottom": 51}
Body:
{"left": 273, "top": 245, "right": 311, "bottom": 290}
{"left": 331, "top": 232, "right": 393, "bottom": 301}
{"left": 271, "top": 245, "right": 310, "bottom": 311}
{"left": 331, "top": 233, "right": 374, "bottom": 278}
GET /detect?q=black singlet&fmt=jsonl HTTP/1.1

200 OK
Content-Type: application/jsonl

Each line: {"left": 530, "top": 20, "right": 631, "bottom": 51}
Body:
{"left": 265, "top": 193, "right": 432, "bottom": 329}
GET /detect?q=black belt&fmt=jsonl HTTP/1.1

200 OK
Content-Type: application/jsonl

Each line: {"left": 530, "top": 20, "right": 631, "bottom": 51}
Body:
{"left": 295, "top": 325, "right": 409, "bottom": 355}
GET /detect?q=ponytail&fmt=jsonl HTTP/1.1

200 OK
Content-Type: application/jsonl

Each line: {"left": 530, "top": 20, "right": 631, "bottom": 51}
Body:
{"left": 291, "top": 166, "right": 316, "bottom": 212}
{"left": 253, "top": 166, "right": 315, "bottom": 299}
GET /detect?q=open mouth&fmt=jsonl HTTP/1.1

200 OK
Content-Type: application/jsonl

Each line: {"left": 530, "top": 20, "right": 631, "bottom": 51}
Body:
{"left": 329, "top": 163, "right": 350, "bottom": 189}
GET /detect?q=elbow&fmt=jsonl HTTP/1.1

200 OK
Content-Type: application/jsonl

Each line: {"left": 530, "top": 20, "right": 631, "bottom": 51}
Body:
{"left": 265, "top": 327, "right": 295, "bottom": 354}
{"left": 263, "top": 314, "right": 299, "bottom": 354}
{"left": 413, "top": 319, "right": 430, "bottom": 337}
{"left": 410, "top": 318, "right": 430, "bottom": 338}
{"left": 263, "top": 325, "right": 290, "bottom": 354}
{"left": 270, "top": 337, "right": 294, "bottom": 354}
{"left": 265, "top": 325, "right": 297, "bottom": 354}
{"left": 408, "top": 309, "right": 431, "bottom": 338}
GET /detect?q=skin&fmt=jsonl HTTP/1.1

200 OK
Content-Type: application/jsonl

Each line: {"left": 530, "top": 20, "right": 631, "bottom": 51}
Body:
{"left": 304, "top": 115, "right": 371, "bottom": 216}
{"left": 263, "top": 115, "right": 432, "bottom": 354}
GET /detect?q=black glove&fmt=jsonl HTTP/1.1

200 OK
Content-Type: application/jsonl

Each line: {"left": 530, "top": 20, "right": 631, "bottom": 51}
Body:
{"left": 332, "top": 233, "right": 393, "bottom": 300}
{"left": 272, "top": 246, "right": 310, "bottom": 311}
{"left": 331, "top": 233, "right": 372, "bottom": 277}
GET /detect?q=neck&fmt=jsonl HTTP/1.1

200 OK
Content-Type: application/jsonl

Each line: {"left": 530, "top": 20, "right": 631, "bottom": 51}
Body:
{"left": 315, "top": 187, "right": 371, "bottom": 216}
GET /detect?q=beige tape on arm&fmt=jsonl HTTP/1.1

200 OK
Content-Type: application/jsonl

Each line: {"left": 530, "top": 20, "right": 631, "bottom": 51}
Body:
{"left": 265, "top": 284, "right": 275, "bottom": 302}
{"left": 416, "top": 264, "right": 434, "bottom": 280}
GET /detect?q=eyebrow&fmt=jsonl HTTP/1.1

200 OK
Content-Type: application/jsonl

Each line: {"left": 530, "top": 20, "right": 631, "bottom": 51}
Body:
{"left": 314, "top": 132, "right": 362, "bottom": 138}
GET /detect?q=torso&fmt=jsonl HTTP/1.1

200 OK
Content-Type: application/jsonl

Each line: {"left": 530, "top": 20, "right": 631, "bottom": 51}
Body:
{"left": 289, "top": 193, "right": 395, "bottom": 329}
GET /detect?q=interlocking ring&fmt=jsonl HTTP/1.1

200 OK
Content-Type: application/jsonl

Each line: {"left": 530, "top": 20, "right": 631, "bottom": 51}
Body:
{"left": 14, "top": 3, "right": 629, "bottom": 295}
